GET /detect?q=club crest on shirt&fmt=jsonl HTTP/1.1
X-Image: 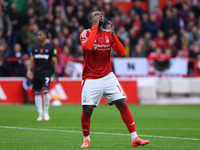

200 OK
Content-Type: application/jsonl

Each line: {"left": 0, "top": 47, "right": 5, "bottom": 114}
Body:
{"left": 40, "top": 49, "right": 43, "bottom": 53}
{"left": 98, "top": 37, "right": 103, "bottom": 43}
{"left": 105, "top": 36, "right": 109, "bottom": 43}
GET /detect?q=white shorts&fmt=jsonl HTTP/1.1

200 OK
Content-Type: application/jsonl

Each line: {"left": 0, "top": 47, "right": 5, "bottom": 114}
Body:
{"left": 81, "top": 72, "right": 126, "bottom": 106}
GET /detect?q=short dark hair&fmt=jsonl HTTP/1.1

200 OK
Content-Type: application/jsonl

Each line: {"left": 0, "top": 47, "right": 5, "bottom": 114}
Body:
{"left": 88, "top": 12, "right": 93, "bottom": 22}
{"left": 39, "top": 29, "right": 49, "bottom": 38}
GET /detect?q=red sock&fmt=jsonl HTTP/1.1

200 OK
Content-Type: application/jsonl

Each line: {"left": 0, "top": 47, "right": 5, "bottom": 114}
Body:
{"left": 81, "top": 112, "right": 91, "bottom": 137}
{"left": 118, "top": 105, "right": 136, "bottom": 133}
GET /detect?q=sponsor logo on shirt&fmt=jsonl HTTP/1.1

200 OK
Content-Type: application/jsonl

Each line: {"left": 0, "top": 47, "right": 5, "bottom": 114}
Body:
{"left": 34, "top": 54, "right": 49, "bottom": 60}
{"left": 96, "top": 44, "right": 110, "bottom": 48}
{"left": 93, "top": 44, "right": 111, "bottom": 51}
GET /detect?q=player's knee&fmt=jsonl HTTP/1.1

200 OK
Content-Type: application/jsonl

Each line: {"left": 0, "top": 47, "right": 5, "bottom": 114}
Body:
{"left": 82, "top": 105, "right": 94, "bottom": 115}
{"left": 114, "top": 98, "right": 126, "bottom": 108}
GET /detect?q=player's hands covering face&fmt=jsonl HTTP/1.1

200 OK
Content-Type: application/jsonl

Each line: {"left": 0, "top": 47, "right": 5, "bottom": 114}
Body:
{"left": 108, "top": 21, "right": 115, "bottom": 36}
{"left": 93, "top": 16, "right": 100, "bottom": 26}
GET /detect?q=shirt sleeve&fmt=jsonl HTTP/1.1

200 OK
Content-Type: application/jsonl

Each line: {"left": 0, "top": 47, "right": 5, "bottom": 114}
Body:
{"left": 111, "top": 35, "right": 125, "bottom": 57}
{"left": 80, "top": 25, "right": 98, "bottom": 50}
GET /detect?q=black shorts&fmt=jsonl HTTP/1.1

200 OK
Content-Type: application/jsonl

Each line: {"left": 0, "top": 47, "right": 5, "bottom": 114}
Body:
{"left": 33, "top": 74, "right": 51, "bottom": 90}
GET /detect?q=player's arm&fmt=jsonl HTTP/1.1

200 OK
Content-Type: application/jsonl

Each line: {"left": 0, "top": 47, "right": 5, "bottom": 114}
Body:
{"left": 27, "top": 56, "right": 34, "bottom": 79}
{"left": 80, "top": 17, "right": 99, "bottom": 50}
{"left": 109, "top": 21, "right": 125, "bottom": 57}
{"left": 52, "top": 56, "right": 58, "bottom": 84}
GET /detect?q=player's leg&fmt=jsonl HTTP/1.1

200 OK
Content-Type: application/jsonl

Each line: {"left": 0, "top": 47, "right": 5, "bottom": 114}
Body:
{"left": 81, "top": 105, "right": 94, "bottom": 147}
{"left": 43, "top": 88, "right": 50, "bottom": 121}
{"left": 113, "top": 99, "right": 137, "bottom": 136}
{"left": 103, "top": 72, "right": 149, "bottom": 146}
{"left": 81, "top": 79, "right": 103, "bottom": 147}
{"left": 113, "top": 99, "right": 149, "bottom": 147}
{"left": 42, "top": 75, "right": 51, "bottom": 121}
{"left": 33, "top": 76, "right": 43, "bottom": 121}
{"left": 35, "top": 90, "right": 43, "bottom": 121}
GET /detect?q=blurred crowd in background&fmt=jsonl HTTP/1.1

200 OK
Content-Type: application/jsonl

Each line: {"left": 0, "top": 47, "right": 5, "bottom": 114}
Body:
{"left": 0, "top": 0, "right": 200, "bottom": 77}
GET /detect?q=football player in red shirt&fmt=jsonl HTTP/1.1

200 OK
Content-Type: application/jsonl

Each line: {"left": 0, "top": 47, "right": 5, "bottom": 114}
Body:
{"left": 80, "top": 11, "right": 149, "bottom": 147}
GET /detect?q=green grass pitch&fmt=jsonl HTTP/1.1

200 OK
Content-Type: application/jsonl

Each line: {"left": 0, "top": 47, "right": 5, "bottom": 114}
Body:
{"left": 0, "top": 104, "right": 199, "bottom": 150}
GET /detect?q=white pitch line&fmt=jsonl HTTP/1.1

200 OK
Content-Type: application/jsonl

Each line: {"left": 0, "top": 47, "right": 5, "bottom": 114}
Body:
{"left": 38, "top": 126, "right": 200, "bottom": 131}
{"left": 0, "top": 126, "right": 199, "bottom": 141}
{"left": 139, "top": 128, "right": 200, "bottom": 131}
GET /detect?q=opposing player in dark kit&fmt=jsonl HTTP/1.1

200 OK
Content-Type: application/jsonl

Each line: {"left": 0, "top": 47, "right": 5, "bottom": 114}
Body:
{"left": 27, "top": 29, "right": 58, "bottom": 121}
{"left": 80, "top": 11, "right": 149, "bottom": 147}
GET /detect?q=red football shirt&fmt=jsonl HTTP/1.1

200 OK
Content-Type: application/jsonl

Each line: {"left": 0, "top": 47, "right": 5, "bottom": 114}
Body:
{"left": 80, "top": 27, "right": 114, "bottom": 80}
{"left": 80, "top": 25, "right": 125, "bottom": 80}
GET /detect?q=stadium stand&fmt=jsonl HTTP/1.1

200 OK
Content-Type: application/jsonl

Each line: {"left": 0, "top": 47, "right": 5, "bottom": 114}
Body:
{"left": 1, "top": 0, "right": 200, "bottom": 105}
{"left": 0, "top": 0, "right": 199, "bottom": 77}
